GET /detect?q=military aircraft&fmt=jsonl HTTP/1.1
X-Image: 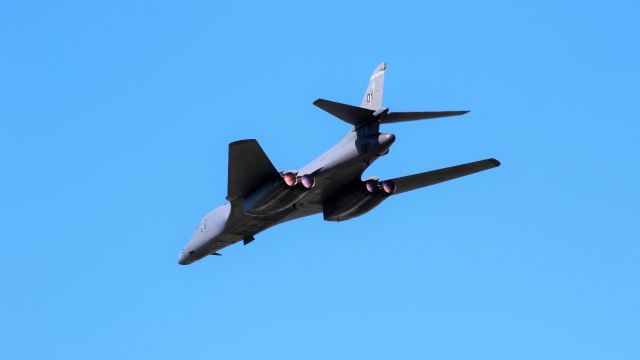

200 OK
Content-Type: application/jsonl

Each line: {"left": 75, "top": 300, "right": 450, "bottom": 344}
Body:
{"left": 178, "top": 63, "right": 500, "bottom": 265}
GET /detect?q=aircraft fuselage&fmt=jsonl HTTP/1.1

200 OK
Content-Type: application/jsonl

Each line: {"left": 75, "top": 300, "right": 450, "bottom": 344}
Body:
{"left": 178, "top": 130, "right": 396, "bottom": 265}
{"left": 177, "top": 62, "right": 500, "bottom": 265}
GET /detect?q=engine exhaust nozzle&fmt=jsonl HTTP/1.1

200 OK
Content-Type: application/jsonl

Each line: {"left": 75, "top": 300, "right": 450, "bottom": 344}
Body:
{"left": 380, "top": 180, "right": 396, "bottom": 195}
{"left": 283, "top": 172, "right": 298, "bottom": 187}
{"left": 300, "top": 174, "right": 316, "bottom": 189}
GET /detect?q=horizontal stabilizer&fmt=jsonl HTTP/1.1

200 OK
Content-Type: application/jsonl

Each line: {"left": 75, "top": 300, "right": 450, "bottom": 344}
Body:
{"left": 391, "top": 158, "right": 500, "bottom": 195}
{"left": 381, "top": 111, "right": 469, "bottom": 124}
{"left": 313, "top": 99, "right": 374, "bottom": 126}
{"left": 227, "top": 140, "right": 281, "bottom": 202}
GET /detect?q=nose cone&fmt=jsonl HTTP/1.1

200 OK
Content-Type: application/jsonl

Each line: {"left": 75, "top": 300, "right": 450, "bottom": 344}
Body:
{"left": 178, "top": 251, "right": 193, "bottom": 265}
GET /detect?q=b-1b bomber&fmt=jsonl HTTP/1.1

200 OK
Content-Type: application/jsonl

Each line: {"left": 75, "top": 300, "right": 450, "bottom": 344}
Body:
{"left": 178, "top": 63, "right": 500, "bottom": 265}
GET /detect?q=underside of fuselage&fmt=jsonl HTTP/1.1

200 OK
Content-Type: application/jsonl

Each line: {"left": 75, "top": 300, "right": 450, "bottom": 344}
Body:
{"left": 178, "top": 129, "right": 395, "bottom": 265}
{"left": 178, "top": 62, "right": 500, "bottom": 265}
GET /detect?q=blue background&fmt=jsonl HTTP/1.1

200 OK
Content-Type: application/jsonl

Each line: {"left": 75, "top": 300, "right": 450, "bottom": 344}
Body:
{"left": 1, "top": 1, "right": 638, "bottom": 359}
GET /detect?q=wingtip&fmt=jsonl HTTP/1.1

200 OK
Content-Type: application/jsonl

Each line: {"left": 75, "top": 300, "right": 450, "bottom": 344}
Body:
{"left": 229, "top": 139, "right": 257, "bottom": 146}
{"left": 488, "top": 158, "right": 501, "bottom": 167}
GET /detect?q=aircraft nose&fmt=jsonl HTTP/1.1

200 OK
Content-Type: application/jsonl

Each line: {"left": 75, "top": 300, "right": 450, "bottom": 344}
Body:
{"left": 178, "top": 251, "right": 190, "bottom": 265}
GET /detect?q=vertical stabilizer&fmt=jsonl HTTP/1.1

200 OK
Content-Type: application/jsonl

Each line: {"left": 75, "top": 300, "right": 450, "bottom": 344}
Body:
{"left": 360, "top": 62, "right": 386, "bottom": 110}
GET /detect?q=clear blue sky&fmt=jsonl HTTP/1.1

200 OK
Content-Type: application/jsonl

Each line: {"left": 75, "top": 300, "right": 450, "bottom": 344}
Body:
{"left": 1, "top": 1, "right": 638, "bottom": 359}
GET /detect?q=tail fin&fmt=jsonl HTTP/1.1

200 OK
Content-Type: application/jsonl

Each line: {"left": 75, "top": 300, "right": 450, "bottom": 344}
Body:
{"left": 314, "top": 62, "right": 469, "bottom": 127}
{"left": 361, "top": 63, "right": 386, "bottom": 110}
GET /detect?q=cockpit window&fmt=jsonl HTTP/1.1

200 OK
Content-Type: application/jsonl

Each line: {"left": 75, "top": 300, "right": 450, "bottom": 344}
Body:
{"left": 199, "top": 218, "right": 207, "bottom": 233}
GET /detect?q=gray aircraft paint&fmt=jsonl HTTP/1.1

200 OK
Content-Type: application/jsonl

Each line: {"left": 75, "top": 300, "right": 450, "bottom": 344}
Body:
{"left": 178, "top": 63, "right": 500, "bottom": 265}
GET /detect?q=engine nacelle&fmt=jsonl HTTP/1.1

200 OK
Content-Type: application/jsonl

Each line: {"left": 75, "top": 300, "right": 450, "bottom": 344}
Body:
{"left": 323, "top": 179, "right": 395, "bottom": 221}
{"left": 244, "top": 172, "right": 315, "bottom": 216}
